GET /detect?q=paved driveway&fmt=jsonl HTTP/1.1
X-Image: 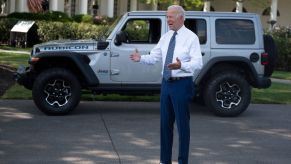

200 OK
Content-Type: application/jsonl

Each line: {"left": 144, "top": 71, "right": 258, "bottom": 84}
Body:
{"left": 1, "top": 100, "right": 291, "bottom": 164}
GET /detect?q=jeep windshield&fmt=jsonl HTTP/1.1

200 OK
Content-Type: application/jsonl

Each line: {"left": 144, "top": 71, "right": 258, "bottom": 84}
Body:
{"left": 103, "top": 16, "right": 122, "bottom": 40}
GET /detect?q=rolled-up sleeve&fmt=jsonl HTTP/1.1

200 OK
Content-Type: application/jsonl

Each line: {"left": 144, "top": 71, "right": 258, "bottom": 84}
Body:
{"left": 140, "top": 37, "right": 164, "bottom": 65}
{"left": 180, "top": 35, "right": 203, "bottom": 73}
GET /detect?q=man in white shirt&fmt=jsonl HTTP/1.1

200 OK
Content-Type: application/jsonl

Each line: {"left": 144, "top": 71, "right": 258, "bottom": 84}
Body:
{"left": 130, "top": 5, "right": 203, "bottom": 164}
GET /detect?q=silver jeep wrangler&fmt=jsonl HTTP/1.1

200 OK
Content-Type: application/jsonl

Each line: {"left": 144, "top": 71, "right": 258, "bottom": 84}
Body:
{"left": 16, "top": 11, "right": 277, "bottom": 116}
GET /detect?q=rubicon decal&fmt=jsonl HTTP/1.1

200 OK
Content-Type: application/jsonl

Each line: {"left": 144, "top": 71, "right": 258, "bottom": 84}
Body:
{"left": 43, "top": 45, "right": 89, "bottom": 51}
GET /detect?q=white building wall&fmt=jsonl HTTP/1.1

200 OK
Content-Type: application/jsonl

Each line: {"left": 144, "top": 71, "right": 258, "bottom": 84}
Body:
{"left": 49, "top": 0, "right": 64, "bottom": 12}
{"left": 130, "top": 0, "right": 137, "bottom": 11}
{"left": 207, "top": 0, "right": 289, "bottom": 30}
{"left": 118, "top": 0, "right": 128, "bottom": 16}
{"left": 8, "top": 0, "right": 16, "bottom": 13}
{"left": 16, "top": 0, "right": 29, "bottom": 12}
{"left": 79, "top": 0, "right": 88, "bottom": 14}
{"left": 99, "top": 0, "right": 107, "bottom": 16}
{"left": 277, "top": 0, "right": 291, "bottom": 27}
{"left": 107, "top": 0, "right": 114, "bottom": 17}
{"left": 4, "top": 0, "right": 291, "bottom": 30}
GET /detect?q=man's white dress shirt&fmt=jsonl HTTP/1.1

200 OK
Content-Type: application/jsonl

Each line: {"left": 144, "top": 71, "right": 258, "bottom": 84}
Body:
{"left": 140, "top": 25, "right": 203, "bottom": 78}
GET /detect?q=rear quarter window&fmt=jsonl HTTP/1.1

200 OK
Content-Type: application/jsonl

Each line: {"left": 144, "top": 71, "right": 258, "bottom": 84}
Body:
{"left": 215, "top": 19, "right": 255, "bottom": 44}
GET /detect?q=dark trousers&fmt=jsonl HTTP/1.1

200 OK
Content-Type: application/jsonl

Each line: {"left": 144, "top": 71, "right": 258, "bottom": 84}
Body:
{"left": 160, "top": 77, "right": 194, "bottom": 164}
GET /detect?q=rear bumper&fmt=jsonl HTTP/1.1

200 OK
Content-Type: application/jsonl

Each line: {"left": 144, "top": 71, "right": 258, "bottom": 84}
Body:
{"left": 14, "top": 65, "right": 33, "bottom": 90}
{"left": 254, "top": 76, "right": 271, "bottom": 89}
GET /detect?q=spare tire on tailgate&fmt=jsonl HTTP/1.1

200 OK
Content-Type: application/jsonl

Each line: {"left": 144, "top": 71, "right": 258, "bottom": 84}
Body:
{"left": 263, "top": 34, "right": 277, "bottom": 77}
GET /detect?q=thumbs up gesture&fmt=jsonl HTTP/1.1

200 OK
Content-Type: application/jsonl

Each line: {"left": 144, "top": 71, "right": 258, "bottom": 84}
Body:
{"left": 130, "top": 48, "right": 141, "bottom": 62}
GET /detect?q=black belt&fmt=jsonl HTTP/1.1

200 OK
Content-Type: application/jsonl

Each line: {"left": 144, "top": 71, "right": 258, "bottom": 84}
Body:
{"left": 167, "top": 76, "right": 192, "bottom": 81}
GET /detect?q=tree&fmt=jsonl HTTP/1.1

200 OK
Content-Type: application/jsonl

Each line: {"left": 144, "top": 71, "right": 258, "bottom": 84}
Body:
{"left": 141, "top": 0, "right": 204, "bottom": 10}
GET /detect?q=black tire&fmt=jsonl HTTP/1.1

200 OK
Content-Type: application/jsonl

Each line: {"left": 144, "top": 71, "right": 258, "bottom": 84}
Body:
{"left": 204, "top": 71, "right": 251, "bottom": 117}
{"left": 32, "top": 68, "right": 81, "bottom": 115}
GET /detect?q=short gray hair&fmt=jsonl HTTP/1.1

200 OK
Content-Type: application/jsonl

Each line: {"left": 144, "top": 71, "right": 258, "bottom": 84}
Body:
{"left": 168, "top": 5, "right": 185, "bottom": 19}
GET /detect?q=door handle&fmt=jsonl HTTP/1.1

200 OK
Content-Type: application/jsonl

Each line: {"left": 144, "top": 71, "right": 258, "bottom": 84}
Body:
{"left": 111, "top": 69, "right": 120, "bottom": 75}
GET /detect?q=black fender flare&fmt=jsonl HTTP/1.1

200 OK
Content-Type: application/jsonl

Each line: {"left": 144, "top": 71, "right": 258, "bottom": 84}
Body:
{"left": 195, "top": 56, "right": 259, "bottom": 86}
{"left": 33, "top": 51, "right": 99, "bottom": 86}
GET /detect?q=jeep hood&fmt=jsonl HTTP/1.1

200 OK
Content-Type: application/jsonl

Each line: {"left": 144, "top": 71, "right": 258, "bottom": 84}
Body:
{"left": 32, "top": 39, "right": 98, "bottom": 55}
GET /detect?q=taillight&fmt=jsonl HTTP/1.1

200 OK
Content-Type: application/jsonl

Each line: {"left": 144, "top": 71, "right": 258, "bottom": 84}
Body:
{"left": 29, "top": 57, "right": 40, "bottom": 64}
{"left": 261, "top": 52, "right": 269, "bottom": 65}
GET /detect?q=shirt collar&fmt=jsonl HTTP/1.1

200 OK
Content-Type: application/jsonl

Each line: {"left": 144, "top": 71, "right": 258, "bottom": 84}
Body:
{"left": 171, "top": 25, "right": 185, "bottom": 36}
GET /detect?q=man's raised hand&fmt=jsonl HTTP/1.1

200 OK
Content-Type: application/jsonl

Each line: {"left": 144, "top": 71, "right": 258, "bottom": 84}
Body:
{"left": 130, "top": 48, "right": 141, "bottom": 62}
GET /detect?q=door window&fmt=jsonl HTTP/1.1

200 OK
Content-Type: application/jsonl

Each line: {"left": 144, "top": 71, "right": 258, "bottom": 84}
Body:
{"left": 121, "top": 19, "right": 161, "bottom": 44}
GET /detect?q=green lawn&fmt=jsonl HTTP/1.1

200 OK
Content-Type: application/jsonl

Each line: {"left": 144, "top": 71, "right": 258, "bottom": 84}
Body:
{"left": 272, "top": 71, "right": 291, "bottom": 80}
{"left": 0, "top": 49, "right": 291, "bottom": 104}
{"left": 0, "top": 52, "right": 30, "bottom": 68}
{"left": 0, "top": 45, "right": 31, "bottom": 52}
{"left": 1, "top": 84, "right": 160, "bottom": 102}
{"left": 252, "top": 82, "right": 291, "bottom": 104}
{"left": 2, "top": 82, "right": 291, "bottom": 104}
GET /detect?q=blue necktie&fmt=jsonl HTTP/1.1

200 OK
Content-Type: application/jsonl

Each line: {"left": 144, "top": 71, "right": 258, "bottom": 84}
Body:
{"left": 163, "top": 31, "right": 177, "bottom": 80}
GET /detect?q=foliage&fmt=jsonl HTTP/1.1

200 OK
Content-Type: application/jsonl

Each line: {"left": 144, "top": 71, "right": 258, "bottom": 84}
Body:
{"left": 93, "top": 16, "right": 115, "bottom": 25}
{"left": 0, "top": 17, "right": 111, "bottom": 45}
{"left": 36, "top": 21, "right": 64, "bottom": 41}
{"left": 181, "top": 0, "right": 204, "bottom": 10}
{"left": 36, "top": 21, "right": 109, "bottom": 42}
{"left": 124, "top": 20, "right": 149, "bottom": 41}
{"left": 267, "top": 26, "right": 291, "bottom": 71}
{"left": 7, "top": 11, "right": 72, "bottom": 22}
{"left": 141, "top": 0, "right": 204, "bottom": 10}
{"left": 0, "top": 18, "right": 18, "bottom": 43}
{"left": 72, "top": 14, "right": 93, "bottom": 23}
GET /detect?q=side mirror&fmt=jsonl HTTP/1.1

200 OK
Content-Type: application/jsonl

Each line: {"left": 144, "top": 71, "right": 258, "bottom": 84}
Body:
{"left": 114, "top": 31, "right": 128, "bottom": 46}
{"left": 97, "top": 41, "right": 109, "bottom": 50}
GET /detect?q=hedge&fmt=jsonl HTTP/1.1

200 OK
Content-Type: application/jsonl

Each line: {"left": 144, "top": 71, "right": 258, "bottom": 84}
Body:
{"left": 268, "top": 26, "right": 291, "bottom": 71}
{"left": 36, "top": 21, "right": 109, "bottom": 42}
{"left": 0, "top": 18, "right": 18, "bottom": 43}
{"left": 0, "top": 18, "right": 109, "bottom": 45}
{"left": 7, "top": 11, "right": 72, "bottom": 22}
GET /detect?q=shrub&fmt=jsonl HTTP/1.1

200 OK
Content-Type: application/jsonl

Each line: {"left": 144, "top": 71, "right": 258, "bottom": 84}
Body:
{"left": 36, "top": 21, "right": 65, "bottom": 41}
{"left": 72, "top": 14, "right": 93, "bottom": 23}
{"left": 74, "top": 23, "right": 108, "bottom": 40}
{"left": 36, "top": 21, "right": 109, "bottom": 42}
{"left": 7, "top": 11, "right": 72, "bottom": 22}
{"left": 93, "top": 16, "right": 115, "bottom": 25}
{"left": 268, "top": 26, "right": 291, "bottom": 71}
{"left": 71, "top": 15, "right": 83, "bottom": 23}
{"left": 0, "top": 18, "right": 18, "bottom": 43}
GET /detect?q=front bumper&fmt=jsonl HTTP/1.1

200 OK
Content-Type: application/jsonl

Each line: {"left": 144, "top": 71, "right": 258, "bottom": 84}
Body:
{"left": 14, "top": 65, "right": 34, "bottom": 90}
